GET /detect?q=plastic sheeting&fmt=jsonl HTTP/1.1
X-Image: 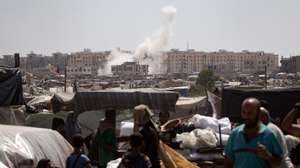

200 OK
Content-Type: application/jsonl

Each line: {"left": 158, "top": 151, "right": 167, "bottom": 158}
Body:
{"left": 176, "top": 128, "right": 218, "bottom": 149}
{"left": 222, "top": 87, "right": 300, "bottom": 122}
{"left": 51, "top": 89, "right": 179, "bottom": 114}
{"left": 73, "top": 90, "right": 179, "bottom": 115}
{"left": 0, "top": 68, "right": 24, "bottom": 106}
{"left": 0, "top": 106, "right": 25, "bottom": 125}
{"left": 119, "top": 121, "right": 134, "bottom": 137}
{"left": 27, "top": 95, "right": 52, "bottom": 110}
{"left": 0, "top": 124, "right": 72, "bottom": 168}
{"left": 106, "top": 158, "right": 122, "bottom": 168}
{"left": 207, "top": 91, "right": 222, "bottom": 119}
{"left": 189, "top": 114, "right": 231, "bottom": 135}
{"left": 25, "top": 110, "right": 105, "bottom": 138}
{"left": 174, "top": 97, "right": 207, "bottom": 118}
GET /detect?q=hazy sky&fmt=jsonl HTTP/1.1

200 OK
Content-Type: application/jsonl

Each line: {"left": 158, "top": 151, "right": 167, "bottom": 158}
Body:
{"left": 1, "top": 0, "right": 300, "bottom": 57}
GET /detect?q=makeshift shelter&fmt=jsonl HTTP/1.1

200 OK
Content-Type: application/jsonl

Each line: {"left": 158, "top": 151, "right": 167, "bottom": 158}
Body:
{"left": 27, "top": 95, "right": 52, "bottom": 110}
{"left": 0, "top": 106, "right": 25, "bottom": 125}
{"left": 173, "top": 96, "right": 207, "bottom": 119}
{"left": 51, "top": 89, "right": 179, "bottom": 115}
{"left": 72, "top": 90, "right": 179, "bottom": 115}
{"left": 0, "top": 124, "right": 72, "bottom": 168}
{"left": 207, "top": 91, "right": 222, "bottom": 119}
{"left": 0, "top": 68, "right": 24, "bottom": 106}
{"left": 222, "top": 87, "right": 300, "bottom": 122}
{"left": 50, "top": 89, "right": 179, "bottom": 140}
{"left": 25, "top": 111, "right": 105, "bottom": 137}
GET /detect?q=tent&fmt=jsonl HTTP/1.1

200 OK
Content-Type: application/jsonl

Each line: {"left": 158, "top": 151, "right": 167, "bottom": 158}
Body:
{"left": 0, "top": 68, "right": 24, "bottom": 106}
{"left": 26, "top": 111, "right": 103, "bottom": 137}
{"left": 0, "top": 124, "right": 72, "bottom": 168}
{"left": 51, "top": 89, "right": 179, "bottom": 115}
{"left": 222, "top": 87, "right": 300, "bottom": 122}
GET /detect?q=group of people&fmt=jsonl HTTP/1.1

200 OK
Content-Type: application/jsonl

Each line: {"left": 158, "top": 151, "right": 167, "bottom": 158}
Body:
{"left": 40, "top": 98, "right": 300, "bottom": 168}
{"left": 63, "top": 105, "right": 161, "bottom": 168}
{"left": 224, "top": 97, "right": 300, "bottom": 168}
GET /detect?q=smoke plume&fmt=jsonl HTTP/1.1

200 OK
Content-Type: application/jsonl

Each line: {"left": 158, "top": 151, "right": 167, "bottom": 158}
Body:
{"left": 98, "top": 5, "right": 177, "bottom": 75}
{"left": 134, "top": 5, "right": 177, "bottom": 74}
{"left": 97, "top": 48, "right": 134, "bottom": 75}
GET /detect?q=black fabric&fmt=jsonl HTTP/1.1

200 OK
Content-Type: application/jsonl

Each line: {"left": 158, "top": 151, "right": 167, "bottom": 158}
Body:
{"left": 72, "top": 91, "right": 178, "bottom": 115}
{"left": 222, "top": 87, "right": 300, "bottom": 122}
{"left": 51, "top": 90, "right": 179, "bottom": 115}
{"left": 122, "top": 152, "right": 149, "bottom": 168}
{"left": 0, "top": 68, "right": 24, "bottom": 106}
{"left": 290, "top": 143, "right": 300, "bottom": 165}
{"left": 66, "top": 154, "right": 82, "bottom": 168}
{"left": 140, "top": 125, "right": 160, "bottom": 168}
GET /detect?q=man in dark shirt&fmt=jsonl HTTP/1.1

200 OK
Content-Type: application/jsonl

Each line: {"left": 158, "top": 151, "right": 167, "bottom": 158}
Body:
{"left": 134, "top": 105, "right": 160, "bottom": 168}
{"left": 119, "top": 133, "right": 152, "bottom": 168}
{"left": 140, "top": 122, "right": 160, "bottom": 168}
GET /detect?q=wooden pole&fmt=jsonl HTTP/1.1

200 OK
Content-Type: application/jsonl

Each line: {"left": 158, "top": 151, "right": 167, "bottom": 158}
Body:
{"left": 64, "top": 57, "right": 67, "bottom": 92}
{"left": 264, "top": 65, "right": 267, "bottom": 89}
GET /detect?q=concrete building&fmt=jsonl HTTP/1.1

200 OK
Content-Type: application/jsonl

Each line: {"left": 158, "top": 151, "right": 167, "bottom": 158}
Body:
{"left": 111, "top": 62, "right": 149, "bottom": 77}
{"left": 66, "top": 49, "right": 110, "bottom": 76}
{"left": 24, "top": 52, "right": 51, "bottom": 73}
{"left": 52, "top": 52, "right": 68, "bottom": 73}
{"left": 1, "top": 55, "right": 14, "bottom": 67}
{"left": 166, "top": 49, "right": 206, "bottom": 74}
{"left": 166, "top": 49, "right": 279, "bottom": 75}
{"left": 280, "top": 56, "right": 300, "bottom": 73}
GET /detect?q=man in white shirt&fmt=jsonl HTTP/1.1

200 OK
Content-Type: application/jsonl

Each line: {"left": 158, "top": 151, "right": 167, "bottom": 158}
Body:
{"left": 260, "top": 106, "right": 294, "bottom": 168}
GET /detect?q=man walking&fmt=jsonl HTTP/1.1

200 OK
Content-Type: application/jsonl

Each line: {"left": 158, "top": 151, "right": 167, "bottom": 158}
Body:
{"left": 224, "top": 98, "right": 283, "bottom": 168}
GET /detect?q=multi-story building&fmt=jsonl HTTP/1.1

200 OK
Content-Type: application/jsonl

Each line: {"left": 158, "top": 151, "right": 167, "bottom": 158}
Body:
{"left": 51, "top": 52, "right": 68, "bottom": 73}
{"left": 24, "top": 52, "right": 51, "bottom": 73}
{"left": 166, "top": 49, "right": 206, "bottom": 74}
{"left": 111, "top": 62, "right": 148, "bottom": 77}
{"left": 1, "top": 55, "right": 14, "bottom": 67}
{"left": 280, "top": 56, "right": 300, "bottom": 73}
{"left": 166, "top": 49, "right": 279, "bottom": 75}
{"left": 66, "top": 49, "right": 110, "bottom": 76}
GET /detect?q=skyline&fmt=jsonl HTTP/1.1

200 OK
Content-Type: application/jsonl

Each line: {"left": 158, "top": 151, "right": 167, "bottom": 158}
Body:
{"left": 1, "top": 0, "right": 300, "bottom": 57}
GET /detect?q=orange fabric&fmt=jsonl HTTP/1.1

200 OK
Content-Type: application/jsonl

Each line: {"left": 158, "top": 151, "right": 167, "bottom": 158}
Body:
{"left": 159, "top": 141, "right": 200, "bottom": 168}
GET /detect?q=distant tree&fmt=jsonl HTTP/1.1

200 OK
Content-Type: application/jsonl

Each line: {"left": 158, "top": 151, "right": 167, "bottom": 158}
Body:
{"left": 196, "top": 69, "right": 217, "bottom": 91}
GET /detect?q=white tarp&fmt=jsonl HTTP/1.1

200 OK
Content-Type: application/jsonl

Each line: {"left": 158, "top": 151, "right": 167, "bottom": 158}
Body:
{"left": 119, "top": 121, "right": 134, "bottom": 137}
{"left": 27, "top": 95, "right": 52, "bottom": 107}
{"left": 106, "top": 158, "right": 122, "bottom": 168}
{"left": 173, "top": 97, "right": 207, "bottom": 118}
{"left": 0, "top": 124, "right": 72, "bottom": 168}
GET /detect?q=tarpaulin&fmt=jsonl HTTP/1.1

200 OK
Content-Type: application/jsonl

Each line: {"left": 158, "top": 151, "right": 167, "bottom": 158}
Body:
{"left": 51, "top": 89, "right": 179, "bottom": 114}
{"left": 72, "top": 90, "right": 179, "bottom": 115}
{"left": 207, "top": 91, "right": 222, "bottom": 119}
{"left": 222, "top": 87, "right": 300, "bottom": 122}
{"left": 0, "top": 124, "right": 72, "bottom": 168}
{"left": 0, "top": 106, "right": 25, "bottom": 125}
{"left": 0, "top": 68, "right": 24, "bottom": 106}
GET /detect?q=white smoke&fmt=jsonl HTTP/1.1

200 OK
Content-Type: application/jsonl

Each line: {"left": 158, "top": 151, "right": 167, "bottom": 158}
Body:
{"left": 134, "top": 5, "right": 177, "bottom": 74}
{"left": 97, "top": 5, "right": 177, "bottom": 75}
{"left": 97, "top": 48, "right": 134, "bottom": 75}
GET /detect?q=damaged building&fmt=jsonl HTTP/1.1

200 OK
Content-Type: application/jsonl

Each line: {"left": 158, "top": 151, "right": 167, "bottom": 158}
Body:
{"left": 111, "top": 62, "right": 149, "bottom": 77}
